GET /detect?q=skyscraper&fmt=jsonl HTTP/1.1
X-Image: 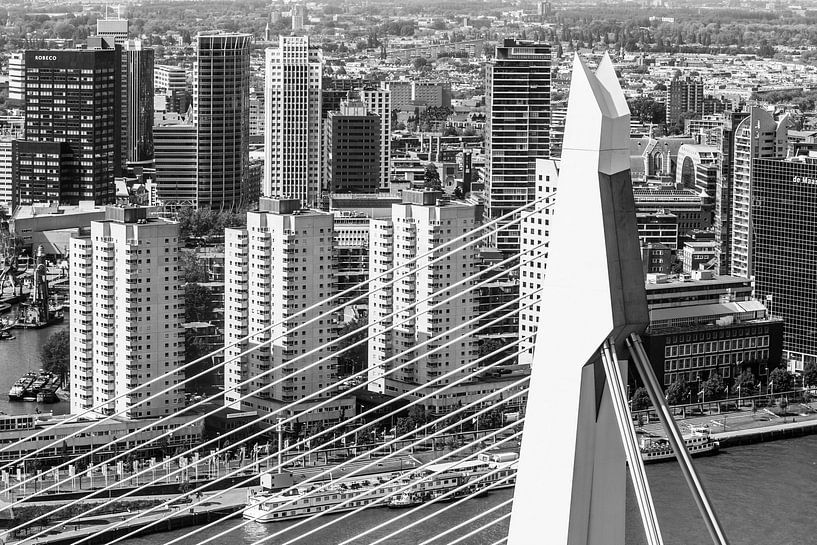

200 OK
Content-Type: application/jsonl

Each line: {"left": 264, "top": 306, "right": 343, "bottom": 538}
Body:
{"left": 360, "top": 85, "right": 392, "bottom": 191}
{"left": 730, "top": 106, "right": 789, "bottom": 278}
{"left": 486, "top": 39, "right": 551, "bottom": 255}
{"left": 264, "top": 35, "right": 323, "bottom": 205}
{"left": 124, "top": 39, "right": 154, "bottom": 166}
{"left": 22, "top": 45, "right": 120, "bottom": 204}
{"left": 223, "top": 198, "right": 352, "bottom": 427}
{"left": 688, "top": 111, "right": 750, "bottom": 275}
{"left": 752, "top": 153, "right": 817, "bottom": 366}
{"left": 69, "top": 206, "right": 185, "bottom": 418}
{"left": 194, "top": 32, "right": 252, "bottom": 210}
{"left": 368, "top": 190, "right": 480, "bottom": 396}
{"left": 324, "top": 97, "right": 380, "bottom": 193}
{"left": 97, "top": 17, "right": 129, "bottom": 171}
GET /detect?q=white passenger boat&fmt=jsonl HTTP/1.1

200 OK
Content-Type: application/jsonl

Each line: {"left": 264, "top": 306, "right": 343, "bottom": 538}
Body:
{"left": 244, "top": 458, "right": 517, "bottom": 522}
{"left": 640, "top": 426, "right": 719, "bottom": 464}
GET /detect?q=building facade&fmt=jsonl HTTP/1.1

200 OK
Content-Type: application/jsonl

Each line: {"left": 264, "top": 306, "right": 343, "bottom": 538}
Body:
{"left": 69, "top": 206, "right": 185, "bottom": 418}
{"left": 124, "top": 39, "right": 154, "bottom": 166}
{"left": 359, "top": 85, "right": 392, "bottom": 191}
{"left": 730, "top": 107, "right": 788, "bottom": 278}
{"left": 153, "top": 116, "right": 197, "bottom": 206}
{"left": 368, "top": 190, "right": 480, "bottom": 396}
{"left": 224, "top": 198, "right": 352, "bottom": 426}
{"left": 752, "top": 155, "right": 817, "bottom": 365}
{"left": 665, "top": 76, "right": 704, "bottom": 126}
{"left": 264, "top": 36, "right": 323, "bottom": 205}
{"left": 23, "top": 46, "right": 120, "bottom": 204}
{"left": 519, "top": 158, "right": 558, "bottom": 366}
{"left": 324, "top": 99, "right": 380, "bottom": 194}
{"left": 194, "top": 33, "right": 252, "bottom": 210}
{"left": 485, "top": 39, "right": 550, "bottom": 255}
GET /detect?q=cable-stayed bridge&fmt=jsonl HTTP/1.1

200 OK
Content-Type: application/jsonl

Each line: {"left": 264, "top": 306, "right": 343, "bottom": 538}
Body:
{"left": 0, "top": 54, "right": 729, "bottom": 545}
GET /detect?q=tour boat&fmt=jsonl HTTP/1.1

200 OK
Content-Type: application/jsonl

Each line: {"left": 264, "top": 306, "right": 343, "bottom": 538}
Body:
{"left": 640, "top": 426, "right": 719, "bottom": 464}
{"left": 243, "top": 459, "right": 517, "bottom": 523}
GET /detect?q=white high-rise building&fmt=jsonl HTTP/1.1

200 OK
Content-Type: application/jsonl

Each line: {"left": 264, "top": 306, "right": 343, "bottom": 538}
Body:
{"left": 224, "top": 197, "right": 353, "bottom": 426}
{"left": 69, "top": 206, "right": 185, "bottom": 418}
{"left": 368, "top": 190, "right": 480, "bottom": 396}
{"left": 730, "top": 107, "right": 788, "bottom": 278}
{"left": 360, "top": 85, "right": 392, "bottom": 191}
{"left": 518, "top": 158, "right": 559, "bottom": 366}
{"left": 264, "top": 36, "right": 323, "bottom": 205}
{"left": 0, "top": 137, "right": 15, "bottom": 212}
{"left": 8, "top": 52, "right": 24, "bottom": 104}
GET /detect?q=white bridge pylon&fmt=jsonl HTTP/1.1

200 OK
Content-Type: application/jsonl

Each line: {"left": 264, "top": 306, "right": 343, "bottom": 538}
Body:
{"left": 508, "top": 54, "right": 729, "bottom": 545}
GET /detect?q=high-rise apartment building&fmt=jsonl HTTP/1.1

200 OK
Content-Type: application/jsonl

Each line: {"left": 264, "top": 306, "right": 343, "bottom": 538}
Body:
{"left": 485, "top": 39, "right": 551, "bottom": 255}
{"left": 519, "top": 158, "right": 558, "bottom": 366}
{"left": 154, "top": 115, "right": 197, "bottom": 206}
{"left": 324, "top": 98, "right": 380, "bottom": 193}
{"left": 264, "top": 36, "right": 323, "bottom": 205}
{"left": 194, "top": 32, "right": 252, "bottom": 210}
{"left": 688, "top": 111, "right": 750, "bottom": 275}
{"left": 124, "top": 39, "right": 154, "bottom": 166}
{"left": 0, "top": 137, "right": 16, "bottom": 212}
{"left": 22, "top": 45, "right": 120, "bottom": 204}
{"left": 360, "top": 85, "right": 392, "bottom": 191}
{"left": 368, "top": 190, "right": 480, "bottom": 395}
{"left": 665, "top": 76, "right": 704, "bottom": 126}
{"left": 730, "top": 107, "right": 789, "bottom": 278}
{"left": 69, "top": 206, "right": 185, "bottom": 418}
{"left": 752, "top": 153, "right": 817, "bottom": 365}
{"left": 224, "top": 198, "right": 351, "bottom": 426}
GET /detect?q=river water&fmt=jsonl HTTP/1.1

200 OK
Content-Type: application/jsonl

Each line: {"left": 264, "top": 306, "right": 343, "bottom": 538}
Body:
{"left": 0, "top": 321, "right": 69, "bottom": 416}
{"left": 0, "top": 327, "right": 813, "bottom": 544}
{"left": 119, "top": 431, "right": 817, "bottom": 544}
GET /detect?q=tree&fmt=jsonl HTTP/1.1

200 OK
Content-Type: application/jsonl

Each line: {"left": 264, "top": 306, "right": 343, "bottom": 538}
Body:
{"left": 803, "top": 361, "right": 817, "bottom": 388}
{"left": 412, "top": 57, "right": 428, "bottom": 70}
{"left": 336, "top": 317, "right": 368, "bottom": 377}
{"left": 41, "top": 330, "right": 69, "bottom": 384}
{"left": 666, "top": 377, "right": 690, "bottom": 406}
{"left": 631, "top": 387, "right": 651, "bottom": 411}
{"left": 423, "top": 163, "right": 441, "bottom": 190}
{"left": 734, "top": 369, "right": 757, "bottom": 396}
{"left": 702, "top": 372, "right": 726, "bottom": 401}
{"left": 179, "top": 251, "right": 208, "bottom": 283}
{"left": 184, "top": 283, "right": 214, "bottom": 322}
{"left": 769, "top": 367, "right": 794, "bottom": 393}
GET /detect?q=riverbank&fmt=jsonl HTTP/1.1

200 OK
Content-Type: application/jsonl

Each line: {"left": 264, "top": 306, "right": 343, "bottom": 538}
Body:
{"left": 10, "top": 489, "right": 246, "bottom": 545}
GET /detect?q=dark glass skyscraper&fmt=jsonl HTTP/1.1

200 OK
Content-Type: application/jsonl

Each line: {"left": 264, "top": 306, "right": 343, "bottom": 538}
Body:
{"left": 194, "top": 33, "right": 252, "bottom": 210}
{"left": 22, "top": 45, "right": 120, "bottom": 204}
{"left": 486, "top": 39, "right": 551, "bottom": 255}
{"left": 124, "top": 39, "right": 154, "bottom": 166}
{"left": 752, "top": 154, "right": 817, "bottom": 365}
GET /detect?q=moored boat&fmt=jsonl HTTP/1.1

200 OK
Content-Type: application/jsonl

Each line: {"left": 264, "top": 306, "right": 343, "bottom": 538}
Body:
{"left": 244, "top": 459, "right": 517, "bottom": 523}
{"left": 640, "top": 426, "right": 719, "bottom": 464}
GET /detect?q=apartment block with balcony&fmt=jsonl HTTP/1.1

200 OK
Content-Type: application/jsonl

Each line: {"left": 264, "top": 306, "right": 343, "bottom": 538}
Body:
{"left": 69, "top": 206, "right": 185, "bottom": 418}
{"left": 223, "top": 197, "right": 353, "bottom": 427}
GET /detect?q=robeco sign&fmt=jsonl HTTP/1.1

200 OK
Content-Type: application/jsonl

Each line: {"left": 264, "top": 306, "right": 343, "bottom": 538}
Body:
{"left": 34, "top": 55, "right": 57, "bottom": 61}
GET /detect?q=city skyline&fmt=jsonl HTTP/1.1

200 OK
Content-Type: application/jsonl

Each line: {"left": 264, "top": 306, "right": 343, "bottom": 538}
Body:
{"left": 0, "top": 1, "right": 815, "bottom": 543}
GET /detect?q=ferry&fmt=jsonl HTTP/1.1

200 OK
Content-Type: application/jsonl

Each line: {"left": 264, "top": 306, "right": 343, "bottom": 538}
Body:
{"left": 640, "top": 426, "right": 719, "bottom": 464}
{"left": 244, "top": 458, "right": 517, "bottom": 523}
